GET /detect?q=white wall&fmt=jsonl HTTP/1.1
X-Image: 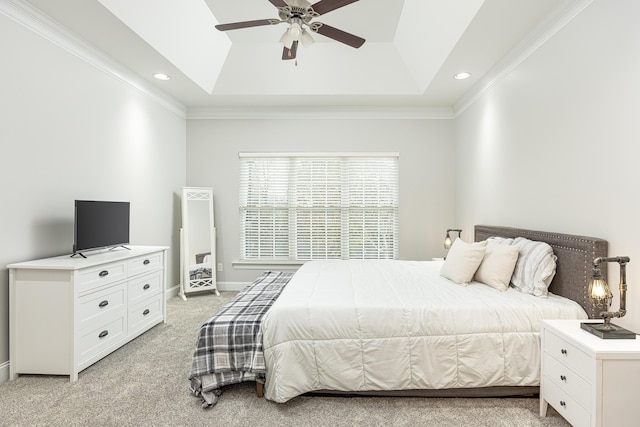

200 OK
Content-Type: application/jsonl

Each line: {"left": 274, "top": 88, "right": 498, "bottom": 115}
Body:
{"left": 454, "top": 0, "right": 640, "bottom": 332}
{"left": 186, "top": 118, "right": 455, "bottom": 285}
{"left": 0, "top": 13, "right": 186, "bottom": 380}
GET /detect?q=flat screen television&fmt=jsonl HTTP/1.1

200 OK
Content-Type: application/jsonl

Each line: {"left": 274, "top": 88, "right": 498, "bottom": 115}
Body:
{"left": 73, "top": 200, "right": 130, "bottom": 257}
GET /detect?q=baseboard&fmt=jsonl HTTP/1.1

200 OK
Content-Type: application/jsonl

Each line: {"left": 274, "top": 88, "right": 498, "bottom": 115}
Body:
{"left": 166, "top": 284, "right": 180, "bottom": 299}
{"left": 0, "top": 360, "right": 9, "bottom": 384}
{"left": 218, "top": 282, "right": 250, "bottom": 292}
{"left": 165, "top": 282, "right": 249, "bottom": 297}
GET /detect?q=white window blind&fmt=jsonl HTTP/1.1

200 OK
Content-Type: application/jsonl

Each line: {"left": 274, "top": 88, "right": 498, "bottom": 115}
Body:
{"left": 239, "top": 153, "right": 399, "bottom": 261}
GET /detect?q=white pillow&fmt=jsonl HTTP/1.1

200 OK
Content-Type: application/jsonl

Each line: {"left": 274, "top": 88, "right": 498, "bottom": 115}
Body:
{"left": 510, "top": 237, "right": 557, "bottom": 297}
{"left": 440, "top": 239, "right": 487, "bottom": 285}
{"left": 474, "top": 241, "right": 519, "bottom": 291}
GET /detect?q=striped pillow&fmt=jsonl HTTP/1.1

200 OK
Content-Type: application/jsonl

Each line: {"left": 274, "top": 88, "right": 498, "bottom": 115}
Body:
{"left": 510, "top": 237, "right": 557, "bottom": 297}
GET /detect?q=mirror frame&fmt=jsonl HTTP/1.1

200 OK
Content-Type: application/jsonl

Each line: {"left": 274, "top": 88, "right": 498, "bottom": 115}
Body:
{"left": 180, "top": 187, "right": 219, "bottom": 299}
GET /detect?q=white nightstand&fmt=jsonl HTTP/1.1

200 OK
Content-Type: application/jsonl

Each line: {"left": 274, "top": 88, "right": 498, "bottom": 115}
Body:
{"left": 540, "top": 319, "right": 640, "bottom": 427}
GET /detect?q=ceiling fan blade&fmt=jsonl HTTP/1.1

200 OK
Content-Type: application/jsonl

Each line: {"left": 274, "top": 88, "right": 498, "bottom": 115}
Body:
{"left": 215, "top": 19, "right": 277, "bottom": 31}
{"left": 282, "top": 41, "right": 298, "bottom": 60}
{"left": 312, "top": 23, "right": 365, "bottom": 48}
{"left": 311, "top": 0, "right": 359, "bottom": 16}
{"left": 269, "top": 0, "right": 289, "bottom": 7}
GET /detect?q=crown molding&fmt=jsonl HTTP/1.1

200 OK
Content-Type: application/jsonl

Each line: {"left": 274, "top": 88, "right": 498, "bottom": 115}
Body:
{"left": 0, "top": 0, "right": 187, "bottom": 118}
{"left": 452, "top": 0, "right": 595, "bottom": 117}
{"left": 187, "top": 105, "right": 454, "bottom": 120}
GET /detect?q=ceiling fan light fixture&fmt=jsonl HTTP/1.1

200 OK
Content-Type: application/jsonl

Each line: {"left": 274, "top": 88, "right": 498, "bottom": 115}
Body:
{"left": 279, "top": 29, "right": 293, "bottom": 49}
{"left": 280, "top": 22, "right": 304, "bottom": 49}
{"left": 300, "top": 28, "right": 315, "bottom": 47}
{"left": 216, "top": 0, "right": 365, "bottom": 60}
{"left": 289, "top": 23, "right": 302, "bottom": 39}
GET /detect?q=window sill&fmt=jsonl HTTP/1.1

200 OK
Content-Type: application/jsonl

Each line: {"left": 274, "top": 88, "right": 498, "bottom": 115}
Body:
{"left": 232, "top": 260, "right": 305, "bottom": 270}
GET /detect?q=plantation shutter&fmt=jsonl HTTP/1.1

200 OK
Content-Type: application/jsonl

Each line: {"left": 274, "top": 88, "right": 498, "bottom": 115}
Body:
{"left": 239, "top": 153, "right": 399, "bottom": 261}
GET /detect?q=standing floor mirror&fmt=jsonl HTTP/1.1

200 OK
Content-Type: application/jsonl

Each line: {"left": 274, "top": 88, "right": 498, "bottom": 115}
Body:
{"left": 180, "top": 187, "right": 219, "bottom": 299}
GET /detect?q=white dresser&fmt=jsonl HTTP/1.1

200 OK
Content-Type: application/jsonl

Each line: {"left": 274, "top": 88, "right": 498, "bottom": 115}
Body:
{"left": 9, "top": 246, "right": 168, "bottom": 381}
{"left": 540, "top": 319, "right": 640, "bottom": 427}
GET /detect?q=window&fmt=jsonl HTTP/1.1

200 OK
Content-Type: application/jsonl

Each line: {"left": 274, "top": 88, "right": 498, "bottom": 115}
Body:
{"left": 239, "top": 153, "right": 399, "bottom": 261}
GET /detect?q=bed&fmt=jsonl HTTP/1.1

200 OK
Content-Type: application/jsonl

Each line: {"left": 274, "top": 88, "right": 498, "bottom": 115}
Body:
{"left": 189, "top": 225, "right": 608, "bottom": 406}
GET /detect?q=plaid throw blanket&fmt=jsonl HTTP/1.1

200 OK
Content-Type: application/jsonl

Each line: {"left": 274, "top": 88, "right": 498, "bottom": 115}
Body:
{"left": 189, "top": 271, "right": 293, "bottom": 408}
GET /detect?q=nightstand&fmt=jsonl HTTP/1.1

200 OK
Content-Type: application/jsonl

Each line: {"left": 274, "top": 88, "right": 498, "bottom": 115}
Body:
{"left": 540, "top": 319, "right": 640, "bottom": 427}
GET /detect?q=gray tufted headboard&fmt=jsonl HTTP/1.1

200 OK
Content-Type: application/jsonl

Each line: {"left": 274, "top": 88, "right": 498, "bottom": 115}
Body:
{"left": 474, "top": 225, "right": 608, "bottom": 318}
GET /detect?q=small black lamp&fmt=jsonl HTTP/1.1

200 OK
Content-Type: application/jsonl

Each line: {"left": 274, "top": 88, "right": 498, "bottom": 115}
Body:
{"left": 443, "top": 229, "right": 462, "bottom": 250}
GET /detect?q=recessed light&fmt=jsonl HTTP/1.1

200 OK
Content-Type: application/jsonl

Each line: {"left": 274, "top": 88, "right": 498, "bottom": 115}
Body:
{"left": 153, "top": 73, "right": 171, "bottom": 81}
{"left": 454, "top": 72, "right": 471, "bottom": 80}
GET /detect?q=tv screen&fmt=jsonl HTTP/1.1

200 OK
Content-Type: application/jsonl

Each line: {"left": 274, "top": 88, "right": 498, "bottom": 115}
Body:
{"left": 74, "top": 200, "right": 130, "bottom": 255}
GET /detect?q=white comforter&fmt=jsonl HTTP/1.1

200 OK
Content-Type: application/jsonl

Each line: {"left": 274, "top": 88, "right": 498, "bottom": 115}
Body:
{"left": 261, "top": 260, "right": 587, "bottom": 403}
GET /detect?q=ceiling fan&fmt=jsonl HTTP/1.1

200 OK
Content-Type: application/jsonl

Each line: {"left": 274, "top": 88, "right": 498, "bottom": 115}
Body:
{"left": 215, "top": 0, "right": 365, "bottom": 61}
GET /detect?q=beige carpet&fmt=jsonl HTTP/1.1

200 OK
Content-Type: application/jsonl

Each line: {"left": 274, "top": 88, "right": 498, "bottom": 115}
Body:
{"left": 0, "top": 292, "right": 569, "bottom": 426}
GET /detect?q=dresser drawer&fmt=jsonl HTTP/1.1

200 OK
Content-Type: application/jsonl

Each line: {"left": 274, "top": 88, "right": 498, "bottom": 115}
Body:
{"left": 128, "top": 271, "right": 162, "bottom": 305}
{"left": 128, "top": 293, "right": 163, "bottom": 334}
{"left": 544, "top": 329, "right": 593, "bottom": 381}
{"left": 544, "top": 377, "right": 590, "bottom": 427}
{"left": 77, "top": 261, "right": 127, "bottom": 292}
{"left": 78, "top": 316, "right": 125, "bottom": 364}
{"left": 128, "top": 252, "right": 163, "bottom": 277}
{"left": 543, "top": 353, "right": 591, "bottom": 409}
{"left": 77, "top": 284, "right": 126, "bottom": 331}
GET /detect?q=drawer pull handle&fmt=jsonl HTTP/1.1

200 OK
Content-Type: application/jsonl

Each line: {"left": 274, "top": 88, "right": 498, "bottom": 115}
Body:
{"left": 143, "top": 259, "right": 151, "bottom": 265}
{"left": 98, "top": 300, "right": 109, "bottom": 308}
{"left": 99, "top": 270, "right": 109, "bottom": 278}
{"left": 560, "top": 375, "right": 567, "bottom": 382}
{"left": 560, "top": 349, "right": 567, "bottom": 355}
{"left": 560, "top": 401, "right": 566, "bottom": 408}
{"left": 143, "top": 309, "right": 150, "bottom": 316}
{"left": 98, "top": 330, "right": 109, "bottom": 339}
{"left": 143, "top": 284, "right": 151, "bottom": 290}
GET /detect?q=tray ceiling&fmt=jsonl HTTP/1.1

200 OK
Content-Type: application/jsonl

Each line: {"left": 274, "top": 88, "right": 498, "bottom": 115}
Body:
{"left": 19, "top": 0, "right": 575, "bottom": 112}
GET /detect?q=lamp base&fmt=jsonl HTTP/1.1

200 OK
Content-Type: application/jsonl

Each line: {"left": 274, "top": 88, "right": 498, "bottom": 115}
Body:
{"left": 581, "top": 322, "right": 636, "bottom": 339}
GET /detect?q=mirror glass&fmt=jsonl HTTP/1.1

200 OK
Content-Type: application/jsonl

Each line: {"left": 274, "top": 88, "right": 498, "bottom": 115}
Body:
{"left": 180, "top": 187, "right": 218, "bottom": 299}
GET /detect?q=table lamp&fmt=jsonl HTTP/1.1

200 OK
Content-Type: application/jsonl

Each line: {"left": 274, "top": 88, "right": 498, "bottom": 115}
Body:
{"left": 581, "top": 256, "right": 636, "bottom": 339}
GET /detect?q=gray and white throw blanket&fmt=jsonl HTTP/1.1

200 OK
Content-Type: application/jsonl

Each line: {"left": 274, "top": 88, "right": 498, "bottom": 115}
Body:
{"left": 189, "top": 271, "right": 293, "bottom": 408}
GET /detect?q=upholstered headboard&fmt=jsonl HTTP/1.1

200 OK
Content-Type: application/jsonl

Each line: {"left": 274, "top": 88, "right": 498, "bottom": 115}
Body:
{"left": 474, "top": 225, "right": 608, "bottom": 318}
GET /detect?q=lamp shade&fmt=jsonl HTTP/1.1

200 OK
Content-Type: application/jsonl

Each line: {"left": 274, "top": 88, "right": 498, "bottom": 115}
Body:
{"left": 588, "top": 278, "right": 613, "bottom": 310}
{"left": 300, "top": 28, "right": 315, "bottom": 47}
{"left": 289, "top": 23, "right": 302, "bottom": 39}
{"left": 280, "top": 22, "right": 305, "bottom": 50}
{"left": 279, "top": 28, "right": 294, "bottom": 49}
{"left": 444, "top": 235, "right": 452, "bottom": 249}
